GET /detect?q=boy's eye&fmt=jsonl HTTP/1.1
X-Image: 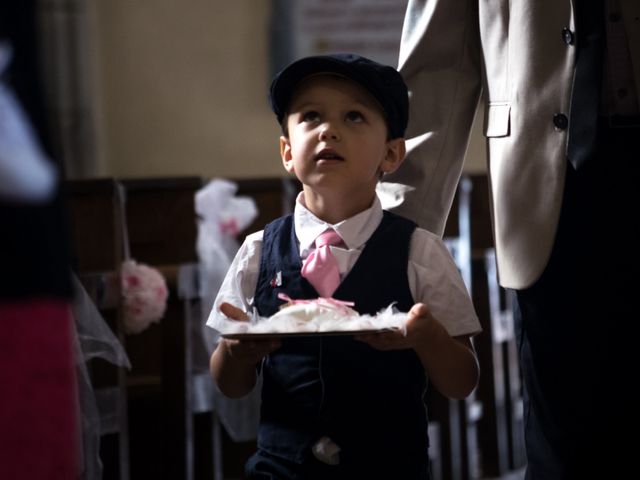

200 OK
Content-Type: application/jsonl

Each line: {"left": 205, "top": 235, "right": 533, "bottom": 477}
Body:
{"left": 301, "top": 111, "right": 320, "bottom": 122}
{"left": 345, "top": 110, "right": 364, "bottom": 122}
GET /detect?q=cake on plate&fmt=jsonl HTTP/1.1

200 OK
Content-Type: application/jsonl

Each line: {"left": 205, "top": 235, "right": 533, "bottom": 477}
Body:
{"left": 250, "top": 295, "right": 371, "bottom": 333}
{"left": 218, "top": 294, "right": 406, "bottom": 337}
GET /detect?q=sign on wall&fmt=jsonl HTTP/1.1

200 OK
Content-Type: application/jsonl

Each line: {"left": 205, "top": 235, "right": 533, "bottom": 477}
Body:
{"left": 271, "top": 0, "right": 409, "bottom": 72}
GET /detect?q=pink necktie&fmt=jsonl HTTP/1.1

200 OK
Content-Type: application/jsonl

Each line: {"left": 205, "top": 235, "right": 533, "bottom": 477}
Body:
{"left": 301, "top": 229, "right": 343, "bottom": 298}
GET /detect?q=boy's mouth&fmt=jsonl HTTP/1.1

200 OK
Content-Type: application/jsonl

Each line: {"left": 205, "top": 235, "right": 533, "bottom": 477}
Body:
{"left": 315, "top": 148, "right": 344, "bottom": 162}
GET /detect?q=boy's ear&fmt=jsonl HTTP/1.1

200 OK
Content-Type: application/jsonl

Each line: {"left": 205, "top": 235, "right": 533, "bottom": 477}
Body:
{"left": 380, "top": 138, "right": 406, "bottom": 175}
{"left": 280, "top": 136, "right": 295, "bottom": 173}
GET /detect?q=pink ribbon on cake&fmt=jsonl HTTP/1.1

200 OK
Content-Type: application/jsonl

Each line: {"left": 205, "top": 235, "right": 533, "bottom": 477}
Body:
{"left": 277, "top": 293, "right": 355, "bottom": 315}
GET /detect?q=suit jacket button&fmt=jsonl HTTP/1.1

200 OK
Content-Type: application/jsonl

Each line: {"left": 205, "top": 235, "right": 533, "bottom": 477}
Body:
{"left": 562, "top": 27, "right": 574, "bottom": 45}
{"left": 553, "top": 113, "right": 569, "bottom": 130}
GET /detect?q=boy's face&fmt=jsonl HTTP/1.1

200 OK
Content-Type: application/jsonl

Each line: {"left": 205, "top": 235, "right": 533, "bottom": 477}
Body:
{"left": 280, "top": 75, "right": 404, "bottom": 202}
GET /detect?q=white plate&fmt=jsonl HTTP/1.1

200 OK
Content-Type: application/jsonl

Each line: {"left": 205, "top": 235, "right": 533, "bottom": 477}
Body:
{"left": 221, "top": 327, "right": 398, "bottom": 340}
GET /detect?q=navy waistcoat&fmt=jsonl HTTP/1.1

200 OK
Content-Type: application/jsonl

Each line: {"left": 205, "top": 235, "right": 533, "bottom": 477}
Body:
{"left": 254, "top": 211, "right": 429, "bottom": 469}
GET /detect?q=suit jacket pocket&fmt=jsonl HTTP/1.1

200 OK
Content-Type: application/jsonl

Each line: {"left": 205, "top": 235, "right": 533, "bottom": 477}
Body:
{"left": 484, "top": 103, "right": 511, "bottom": 137}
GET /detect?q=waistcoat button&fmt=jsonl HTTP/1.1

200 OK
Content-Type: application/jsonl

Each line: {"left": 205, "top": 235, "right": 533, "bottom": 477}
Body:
{"left": 562, "top": 27, "right": 575, "bottom": 45}
{"left": 553, "top": 113, "right": 569, "bottom": 130}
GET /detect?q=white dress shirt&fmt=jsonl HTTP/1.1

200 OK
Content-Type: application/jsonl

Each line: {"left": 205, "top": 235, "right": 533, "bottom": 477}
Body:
{"left": 207, "top": 193, "right": 480, "bottom": 338}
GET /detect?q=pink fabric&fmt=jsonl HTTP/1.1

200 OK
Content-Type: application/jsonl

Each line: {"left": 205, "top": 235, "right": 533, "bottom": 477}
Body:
{"left": 0, "top": 299, "right": 78, "bottom": 479}
{"left": 277, "top": 293, "right": 355, "bottom": 312}
{"left": 121, "top": 259, "right": 169, "bottom": 334}
{"left": 301, "top": 229, "right": 343, "bottom": 297}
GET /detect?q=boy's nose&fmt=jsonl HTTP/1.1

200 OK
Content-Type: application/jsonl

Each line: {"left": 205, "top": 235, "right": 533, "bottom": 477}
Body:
{"left": 319, "top": 125, "right": 340, "bottom": 141}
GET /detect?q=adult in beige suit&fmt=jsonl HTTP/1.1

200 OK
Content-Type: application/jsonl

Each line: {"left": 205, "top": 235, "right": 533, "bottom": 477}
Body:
{"left": 379, "top": 0, "right": 639, "bottom": 478}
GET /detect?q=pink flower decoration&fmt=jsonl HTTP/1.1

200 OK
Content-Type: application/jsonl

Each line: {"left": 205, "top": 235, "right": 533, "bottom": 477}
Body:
{"left": 121, "top": 260, "right": 169, "bottom": 334}
{"left": 219, "top": 217, "right": 239, "bottom": 237}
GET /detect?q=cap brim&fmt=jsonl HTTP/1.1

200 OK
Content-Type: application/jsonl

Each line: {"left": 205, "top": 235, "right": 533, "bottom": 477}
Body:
{"left": 270, "top": 57, "right": 376, "bottom": 122}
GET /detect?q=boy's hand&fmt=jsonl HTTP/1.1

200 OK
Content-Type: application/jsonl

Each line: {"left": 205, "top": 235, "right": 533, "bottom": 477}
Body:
{"left": 355, "top": 303, "right": 434, "bottom": 351}
{"left": 218, "top": 302, "right": 281, "bottom": 365}
{"left": 219, "top": 301, "right": 251, "bottom": 321}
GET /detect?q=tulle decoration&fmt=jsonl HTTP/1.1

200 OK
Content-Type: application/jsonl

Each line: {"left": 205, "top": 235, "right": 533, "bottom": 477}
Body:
{"left": 196, "top": 178, "right": 260, "bottom": 442}
{"left": 195, "top": 178, "right": 258, "bottom": 352}
{"left": 121, "top": 259, "right": 169, "bottom": 334}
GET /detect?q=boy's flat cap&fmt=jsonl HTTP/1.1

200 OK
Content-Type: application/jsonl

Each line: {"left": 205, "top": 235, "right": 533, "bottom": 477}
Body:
{"left": 269, "top": 53, "right": 409, "bottom": 139}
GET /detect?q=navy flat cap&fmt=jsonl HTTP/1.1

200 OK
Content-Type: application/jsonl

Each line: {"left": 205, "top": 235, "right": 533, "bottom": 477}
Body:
{"left": 269, "top": 53, "right": 409, "bottom": 139}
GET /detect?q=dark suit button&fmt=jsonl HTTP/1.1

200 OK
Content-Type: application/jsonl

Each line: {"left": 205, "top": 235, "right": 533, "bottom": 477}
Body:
{"left": 562, "top": 27, "right": 574, "bottom": 45}
{"left": 553, "top": 113, "right": 569, "bottom": 130}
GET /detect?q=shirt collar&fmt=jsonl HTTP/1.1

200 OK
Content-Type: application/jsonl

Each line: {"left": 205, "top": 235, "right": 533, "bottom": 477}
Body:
{"left": 294, "top": 192, "right": 384, "bottom": 252}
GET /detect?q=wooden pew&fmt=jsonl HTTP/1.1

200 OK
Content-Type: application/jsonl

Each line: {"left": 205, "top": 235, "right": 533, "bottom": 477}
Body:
{"left": 465, "top": 174, "right": 526, "bottom": 477}
{"left": 471, "top": 253, "right": 512, "bottom": 477}
{"left": 429, "top": 176, "right": 482, "bottom": 480}
{"left": 117, "top": 176, "right": 208, "bottom": 480}
{"left": 63, "top": 178, "right": 130, "bottom": 480}
{"left": 66, "top": 176, "right": 210, "bottom": 480}
{"left": 463, "top": 173, "right": 511, "bottom": 478}
{"left": 484, "top": 250, "right": 526, "bottom": 471}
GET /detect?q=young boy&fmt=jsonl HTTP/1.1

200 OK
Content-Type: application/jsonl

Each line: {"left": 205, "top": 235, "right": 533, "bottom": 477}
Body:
{"left": 208, "top": 53, "right": 480, "bottom": 480}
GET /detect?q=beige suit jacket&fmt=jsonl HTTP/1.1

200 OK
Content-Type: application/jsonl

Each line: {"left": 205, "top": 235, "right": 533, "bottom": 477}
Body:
{"left": 378, "top": 0, "right": 640, "bottom": 289}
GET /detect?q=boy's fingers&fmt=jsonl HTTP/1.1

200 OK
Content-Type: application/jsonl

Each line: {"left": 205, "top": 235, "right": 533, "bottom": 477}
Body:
{"left": 219, "top": 302, "right": 250, "bottom": 321}
{"left": 408, "top": 302, "right": 429, "bottom": 319}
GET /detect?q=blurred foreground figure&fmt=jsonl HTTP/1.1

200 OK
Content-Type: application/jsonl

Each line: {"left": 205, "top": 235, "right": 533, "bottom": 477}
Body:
{"left": 0, "top": 1, "right": 77, "bottom": 478}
